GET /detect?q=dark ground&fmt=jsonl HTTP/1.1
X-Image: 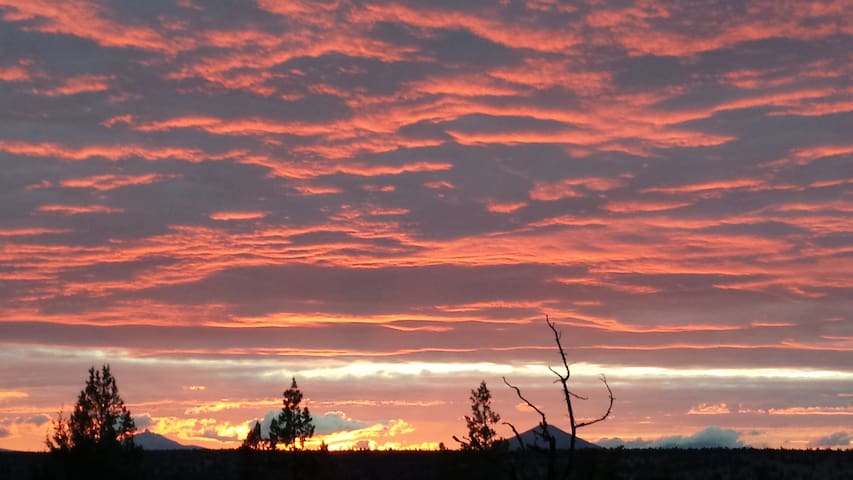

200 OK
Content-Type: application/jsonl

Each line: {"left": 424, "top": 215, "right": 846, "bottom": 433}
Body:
{"left": 1, "top": 448, "right": 851, "bottom": 480}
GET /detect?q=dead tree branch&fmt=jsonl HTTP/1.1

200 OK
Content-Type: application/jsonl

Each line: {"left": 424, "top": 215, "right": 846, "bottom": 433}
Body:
{"left": 504, "top": 376, "right": 557, "bottom": 479}
{"left": 503, "top": 421, "right": 525, "bottom": 452}
{"left": 503, "top": 316, "right": 615, "bottom": 480}
{"left": 503, "top": 376, "right": 549, "bottom": 430}
{"left": 575, "top": 374, "right": 614, "bottom": 428}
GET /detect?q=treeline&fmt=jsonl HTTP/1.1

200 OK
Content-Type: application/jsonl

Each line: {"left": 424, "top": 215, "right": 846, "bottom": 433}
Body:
{"left": 8, "top": 447, "right": 853, "bottom": 480}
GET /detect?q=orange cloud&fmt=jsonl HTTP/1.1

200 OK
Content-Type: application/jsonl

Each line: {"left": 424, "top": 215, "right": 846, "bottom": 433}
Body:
{"left": 0, "top": 227, "right": 70, "bottom": 237}
{"left": 355, "top": 3, "right": 579, "bottom": 53}
{"left": 37, "top": 204, "right": 123, "bottom": 215}
{"left": 0, "top": 0, "right": 183, "bottom": 52}
{"left": 409, "top": 73, "right": 523, "bottom": 97}
{"left": 530, "top": 176, "right": 627, "bottom": 201}
{"left": 485, "top": 200, "right": 527, "bottom": 214}
{"left": 593, "top": 1, "right": 852, "bottom": 57}
{"left": 786, "top": 145, "right": 853, "bottom": 166}
{"left": 603, "top": 200, "right": 693, "bottom": 213}
{"left": 308, "top": 419, "right": 423, "bottom": 451}
{"left": 424, "top": 181, "right": 454, "bottom": 190}
{"left": 0, "top": 139, "right": 246, "bottom": 163}
{"left": 149, "top": 416, "right": 248, "bottom": 448}
{"left": 209, "top": 211, "right": 268, "bottom": 221}
{"left": 293, "top": 184, "right": 343, "bottom": 196}
{"left": 0, "top": 63, "right": 31, "bottom": 81}
{"left": 688, "top": 403, "right": 731, "bottom": 415}
{"left": 0, "top": 390, "right": 28, "bottom": 401}
{"left": 128, "top": 115, "right": 332, "bottom": 137}
{"left": 59, "top": 173, "right": 181, "bottom": 190}
{"left": 363, "top": 185, "right": 396, "bottom": 192}
{"left": 243, "top": 156, "right": 452, "bottom": 179}
{"left": 490, "top": 57, "right": 612, "bottom": 95}
{"left": 31, "top": 75, "right": 113, "bottom": 96}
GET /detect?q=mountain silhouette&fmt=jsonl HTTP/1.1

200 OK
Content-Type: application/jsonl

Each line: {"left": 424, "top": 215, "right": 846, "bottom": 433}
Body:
{"left": 133, "top": 429, "right": 203, "bottom": 450}
{"left": 506, "top": 425, "right": 600, "bottom": 450}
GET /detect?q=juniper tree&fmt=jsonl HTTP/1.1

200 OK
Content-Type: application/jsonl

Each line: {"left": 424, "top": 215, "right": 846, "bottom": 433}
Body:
{"left": 454, "top": 380, "right": 502, "bottom": 451}
{"left": 269, "top": 377, "right": 315, "bottom": 450}
{"left": 47, "top": 364, "right": 137, "bottom": 454}
{"left": 241, "top": 420, "right": 264, "bottom": 450}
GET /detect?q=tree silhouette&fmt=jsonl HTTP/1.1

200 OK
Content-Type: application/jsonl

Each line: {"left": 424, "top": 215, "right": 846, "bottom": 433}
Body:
{"left": 241, "top": 420, "right": 264, "bottom": 451}
{"left": 269, "top": 377, "right": 315, "bottom": 450}
{"left": 47, "top": 364, "right": 137, "bottom": 454}
{"left": 46, "top": 364, "right": 140, "bottom": 480}
{"left": 503, "top": 317, "right": 613, "bottom": 480}
{"left": 454, "top": 380, "right": 502, "bottom": 451}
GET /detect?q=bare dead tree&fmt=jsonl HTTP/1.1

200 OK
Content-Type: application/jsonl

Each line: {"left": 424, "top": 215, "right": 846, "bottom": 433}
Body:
{"left": 545, "top": 316, "right": 614, "bottom": 456}
{"left": 504, "top": 376, "right": 557, "bottom": 480}
{"left": 503, "top": 316, "right": 614, "bottom": 480}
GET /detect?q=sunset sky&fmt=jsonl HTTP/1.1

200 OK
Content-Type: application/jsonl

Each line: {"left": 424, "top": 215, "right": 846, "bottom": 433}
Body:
{"left": 1, "top": 0, "right": 851, "bottom": 452}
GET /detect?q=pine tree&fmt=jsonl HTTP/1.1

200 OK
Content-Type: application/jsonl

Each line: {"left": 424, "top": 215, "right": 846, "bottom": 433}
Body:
{"left": 46, "top": 365, "right": 141, "bottom": 479}
{"left": 269, "top": 377, "right": 315, "bottom": 450}
{"left": 47, "top": 364, "right": 137, "bottom": 454}
{"left": 455, "top": 380, "right": 502, "bottom": 451}
{"left": 241, "top": 420, "right": 264, "bottom": 450}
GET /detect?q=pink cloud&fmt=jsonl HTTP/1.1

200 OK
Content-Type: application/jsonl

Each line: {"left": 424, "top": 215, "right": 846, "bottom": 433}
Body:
{"left": 37, "top": 204, "right": 124, "bottom": 215}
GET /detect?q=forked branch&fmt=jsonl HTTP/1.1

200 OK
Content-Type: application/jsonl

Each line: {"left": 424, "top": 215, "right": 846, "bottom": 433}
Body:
{"left": 503, "top": 377, "right": 556, "bottom": 450}
{"left": 504, "top": 376, "right": 557, "bottom": 479}
{"left": 575, "top": 374, "right": 614, "bottom": 428}
{"left": 503, "top": 376, "right": 548, "bottom": 425}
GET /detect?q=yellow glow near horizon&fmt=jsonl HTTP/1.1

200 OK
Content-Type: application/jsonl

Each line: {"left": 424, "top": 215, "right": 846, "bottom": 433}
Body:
{"left": 0, "top": 390, "right": 29, "bottom": 401}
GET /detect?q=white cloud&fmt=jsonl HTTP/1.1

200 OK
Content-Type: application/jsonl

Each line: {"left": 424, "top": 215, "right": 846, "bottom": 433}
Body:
{"left": 134, "top": 413, "right": 153, "bottom": 430}
{"left": 598, "top": 426, "right": 745, "bottom": 449}
{"left": 313, "top": 411, "right": 373, "bottom": 435}
{"left": 251, "top": 410, "right": 380, "bottom": 436}
{"left": 808, "top": 431, "right": 851, "bottom": 448}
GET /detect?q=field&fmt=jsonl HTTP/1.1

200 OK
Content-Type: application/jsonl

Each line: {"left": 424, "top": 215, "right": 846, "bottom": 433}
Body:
{"left": 2, "top": 448, "right": 851, "bottom": 480}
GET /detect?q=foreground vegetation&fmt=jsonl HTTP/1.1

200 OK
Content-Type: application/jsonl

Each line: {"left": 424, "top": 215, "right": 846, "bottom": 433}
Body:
{"left": 2, "top": 448, "right": 851, "bottom": 480}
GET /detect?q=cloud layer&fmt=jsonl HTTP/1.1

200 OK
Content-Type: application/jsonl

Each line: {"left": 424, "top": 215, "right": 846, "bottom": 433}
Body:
{"left": 809, "top": 432, "right": 852, "bottom": 448}
{"left": 0, "top": 0, "right": 851, "bottom": 451}
{"left": 599, "top": 426, "right": 745, "bottom": 449}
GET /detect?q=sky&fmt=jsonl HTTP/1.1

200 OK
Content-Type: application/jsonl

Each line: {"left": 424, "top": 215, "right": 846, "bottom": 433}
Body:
{"left": 0, "top": 0, "right": 851, "bottom": 452}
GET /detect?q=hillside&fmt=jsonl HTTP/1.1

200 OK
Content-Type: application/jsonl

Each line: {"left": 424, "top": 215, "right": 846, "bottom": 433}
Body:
{"left": 133, "top": 429, "right": 202, "bottom": 450}
{"left": 506, "top": 425, "right": 599, "bottom": 450}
